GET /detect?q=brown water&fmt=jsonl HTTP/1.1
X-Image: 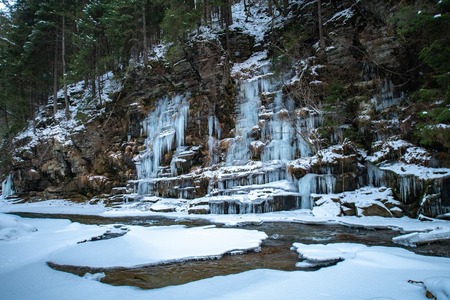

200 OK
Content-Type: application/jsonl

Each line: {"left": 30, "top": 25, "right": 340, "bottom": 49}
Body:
{"left": 13, "top": 212, "right": 450, "bottom": 290}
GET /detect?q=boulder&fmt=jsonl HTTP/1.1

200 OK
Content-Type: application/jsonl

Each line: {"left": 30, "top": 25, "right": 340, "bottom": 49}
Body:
{"left": 358, "top": 202, "right": 392, "bottom": 217}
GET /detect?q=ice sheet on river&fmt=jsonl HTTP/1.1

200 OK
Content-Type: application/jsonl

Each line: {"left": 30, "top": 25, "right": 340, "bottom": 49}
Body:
{"left": 48, "top": 225, "right": 268, "bottom": 268}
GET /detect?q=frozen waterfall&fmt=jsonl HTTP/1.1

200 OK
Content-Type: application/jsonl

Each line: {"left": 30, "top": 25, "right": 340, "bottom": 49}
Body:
{"left": 208, "top": 114, "right": 221, "bottom": 165}
{"left": 1, "top": 174, "right": 15, "bottom": 198}
{"left": 226, "top": 67, "right": 307, "bottom": 165}
{"left": 225, "top": 76, "right": 264, "bottom": 165}
{"left": 130, "top": 63, "right": 338, "bottom": 213}
{"left": 135, "top": 94, "right": 190, "bottom": 179}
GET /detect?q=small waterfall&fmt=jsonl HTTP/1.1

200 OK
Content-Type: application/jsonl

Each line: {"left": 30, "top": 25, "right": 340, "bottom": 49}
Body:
{"left": 135, "top": 179, "right": 154, "bottom": 195}
{"left": 261, "top": 86, "right": 296, "bottom": 161}
{"left": 1, "top": 174, "right": 15, "bottom": 198}
{"left": 261, "top": 110, "right": 296, "bottom": 161}
{"left": 209, "top": 64, "right": 328, "bottom": 214}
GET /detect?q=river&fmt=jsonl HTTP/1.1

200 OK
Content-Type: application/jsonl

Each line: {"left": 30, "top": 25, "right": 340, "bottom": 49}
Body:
{"left": 11, "top": 212, "right": 450, "bottom": 290}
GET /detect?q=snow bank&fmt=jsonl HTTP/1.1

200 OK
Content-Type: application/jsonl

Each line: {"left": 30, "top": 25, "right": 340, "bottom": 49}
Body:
{"left": 2, "top": 198, "right": 450, "bottom": 235}
{"left": 0, "top": 215, "right": 107, "bottom": 274}
{"left": 0, "top": 199, "right": 108, "bottom": 215}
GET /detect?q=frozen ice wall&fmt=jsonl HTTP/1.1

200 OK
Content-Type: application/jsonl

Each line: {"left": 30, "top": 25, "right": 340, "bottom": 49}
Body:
{"left": 225, "top": 75, "right": 265, "bottom": 165}
{"left": 226, "top": 65, "right": 306, "bottom": 165}
{"left": 135, "top": 94, "right": 190, "bottom": 179}
{"left": 222, "top": 64, "right": 331, "bottom": 210}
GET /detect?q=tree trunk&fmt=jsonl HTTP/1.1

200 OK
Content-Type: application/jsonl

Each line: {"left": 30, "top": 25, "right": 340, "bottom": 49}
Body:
{"left": 53, "top": 33, "right": 58, "bottom": 116}
{"left": 318, "top": 0, "right": 325, "bottom": 51}
{"left": 142, "top": 4, "right": 148, "bottom": 66}
{"left": 29, "top": 84, "right": 35, "bottom": 134}
{"left": 96, "top": 43, "right": 102, "bottom": 106}
{"left": 203, "top": 0, "right": 210, "bottom": 24}
{"left": 223, "top": 0, "right": 232, "bottom": 53}
{"left": 62, "top": 8, "right": 69, "bottom": 120}
{"left": 97, "top": 69, "right": 102, "bottom": 105}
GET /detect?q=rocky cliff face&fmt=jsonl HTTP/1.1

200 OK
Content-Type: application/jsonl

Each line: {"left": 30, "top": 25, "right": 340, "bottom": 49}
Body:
{"left": 2, "top": 0, "right": 449, "bottom": 218}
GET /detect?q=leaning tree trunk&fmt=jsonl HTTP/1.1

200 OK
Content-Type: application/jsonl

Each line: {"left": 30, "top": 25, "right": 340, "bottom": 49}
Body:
{"left": 53, "top": 33, "right": 58, "bottom": 116}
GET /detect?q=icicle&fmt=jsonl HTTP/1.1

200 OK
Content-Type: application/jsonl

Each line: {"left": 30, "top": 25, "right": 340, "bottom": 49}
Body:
{"left": 208, "top": 115, "right": 214, "bottom": 137}
{"left": 317, "top": 173, "right": 336, "bottom": 194}
{"left": 398, "top": 175, "right": 421, "bottom": 203}
{"left": 367, "top": 163, "right": 386, "bottom": 187}
{"left": 262, "top": 116, "right": 295, "bottom": 161}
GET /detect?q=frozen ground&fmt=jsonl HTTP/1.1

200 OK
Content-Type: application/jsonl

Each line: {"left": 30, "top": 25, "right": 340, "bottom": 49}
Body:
{"left": 1, "top": 199, "right": 450, "bottom": 300}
